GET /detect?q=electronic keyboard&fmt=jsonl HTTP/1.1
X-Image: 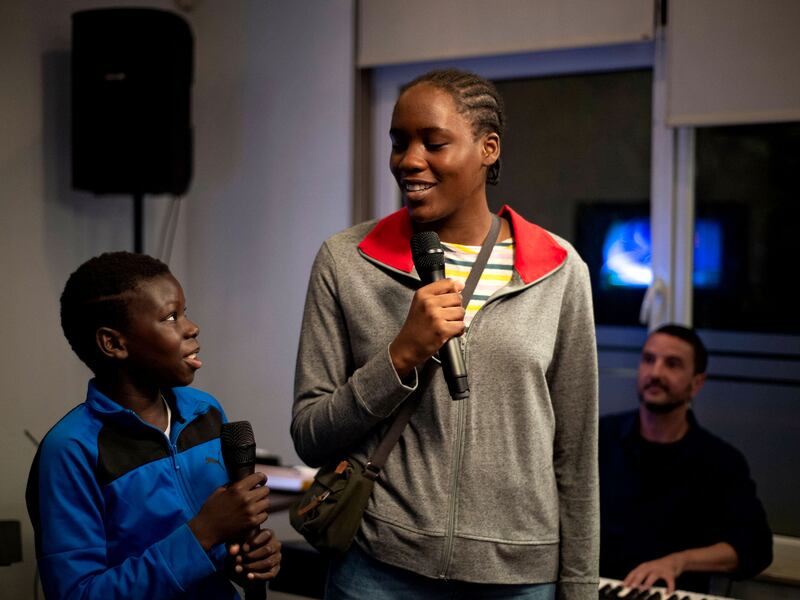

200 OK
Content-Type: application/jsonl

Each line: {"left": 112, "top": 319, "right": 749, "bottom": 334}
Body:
{"left": 598, "top": 577, "right": 736, "bottom": 600}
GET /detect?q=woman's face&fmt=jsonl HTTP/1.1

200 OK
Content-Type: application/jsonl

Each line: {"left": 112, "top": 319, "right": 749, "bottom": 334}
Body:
{"left": 389, "top": 83, "right": 498, "bottom": 227}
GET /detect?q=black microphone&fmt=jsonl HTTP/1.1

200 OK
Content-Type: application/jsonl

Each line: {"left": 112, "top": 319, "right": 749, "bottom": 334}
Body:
{"left": 220, "top": 421, "right": 267, "bottom": 600}
{"left": 411, "top": 231, "right": 469, "bottom": 400}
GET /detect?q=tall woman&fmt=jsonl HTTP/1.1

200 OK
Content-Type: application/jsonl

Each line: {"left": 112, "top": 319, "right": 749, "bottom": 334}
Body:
{"left": 292, "top": 69, "right": 598, "bottom": 600}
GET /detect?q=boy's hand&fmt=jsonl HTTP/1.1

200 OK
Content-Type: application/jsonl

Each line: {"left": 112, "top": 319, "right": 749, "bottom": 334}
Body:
{"left": 228, "top": 528, "right": 282, "bottom": 583}
{"left": 189, "top": 472, "right": 270, "bottom": 551}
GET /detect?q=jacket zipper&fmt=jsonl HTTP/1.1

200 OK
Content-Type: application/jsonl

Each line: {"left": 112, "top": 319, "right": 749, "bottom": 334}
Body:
{"left": 436, "top": 281, "right": 522, "bottom": 576}
{"left": 437, "top": 302, "right": 486, "bottom": 577}
{"left": 439, "top": 379, "right": 466, "bottom": 578}
{"left": 169, "top": 441, "right": 200, "bottom": 511}
{"left": 170, "top": 420, "right": 203, "bottom": 512}
{"left": 129, "top": 409, "right": 201, "bottom": 513}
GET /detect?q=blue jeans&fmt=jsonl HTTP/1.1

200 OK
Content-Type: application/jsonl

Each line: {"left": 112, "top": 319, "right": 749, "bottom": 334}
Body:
{"left": 325, "top": 543, "right": 557, "bottom": 600}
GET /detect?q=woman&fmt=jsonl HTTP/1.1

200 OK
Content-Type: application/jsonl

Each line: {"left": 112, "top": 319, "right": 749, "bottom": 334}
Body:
{"left": 292, "top": 69, "right": 598, "bottom": 599}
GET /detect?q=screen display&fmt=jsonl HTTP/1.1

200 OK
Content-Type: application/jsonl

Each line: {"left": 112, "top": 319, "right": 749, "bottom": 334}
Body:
{"left": 600, "top": 218, "right": 722, "bottom": 289}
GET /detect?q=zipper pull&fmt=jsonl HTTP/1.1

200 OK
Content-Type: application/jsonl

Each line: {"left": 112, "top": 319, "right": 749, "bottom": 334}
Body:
{"left": 171, "top": 443, "right": 180, "bottom": 470}
{"left": 296, "top": 490, "right": 330, "bottom": 516}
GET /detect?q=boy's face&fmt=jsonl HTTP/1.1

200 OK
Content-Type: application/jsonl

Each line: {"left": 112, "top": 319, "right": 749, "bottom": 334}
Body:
{"left": 120, "top": 274, "right": 201, "bottom": 388}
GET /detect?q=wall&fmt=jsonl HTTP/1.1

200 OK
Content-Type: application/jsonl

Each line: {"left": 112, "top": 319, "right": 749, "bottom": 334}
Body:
{"left": 0, "top": 0, "right": 353, "bottom": 596}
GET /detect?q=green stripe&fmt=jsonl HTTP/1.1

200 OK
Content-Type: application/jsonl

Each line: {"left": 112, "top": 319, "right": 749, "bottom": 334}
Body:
{"left": 442, "top": 241, "right": 514, "bottom": 249}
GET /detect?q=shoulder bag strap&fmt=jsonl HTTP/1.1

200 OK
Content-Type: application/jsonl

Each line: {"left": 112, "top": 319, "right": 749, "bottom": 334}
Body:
{"left": 459, "top": 213, "right": 502, "bottom": 308}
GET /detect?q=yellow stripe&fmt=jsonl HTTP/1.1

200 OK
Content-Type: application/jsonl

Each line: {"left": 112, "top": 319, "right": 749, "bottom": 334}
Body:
{"left": 445, "top": 243, "right": 480, "bottom": 254}
{"left": 445, "top": 268, "right": 512, "bottom": 282}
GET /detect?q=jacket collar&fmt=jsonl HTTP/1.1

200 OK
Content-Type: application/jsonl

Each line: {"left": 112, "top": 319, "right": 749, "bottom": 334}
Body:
{"left": 86, "top": 379, "right": 128, "bottom": 417}
{"left": 357, "top": 205, "right": 567, "bottom": 284}
{"left": 86, "top": 379, "right": 197, "bottom": 426}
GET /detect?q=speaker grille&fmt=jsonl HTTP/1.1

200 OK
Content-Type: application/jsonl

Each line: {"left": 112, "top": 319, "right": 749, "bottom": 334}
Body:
{"left": 411, "top": 231, "right": 445, "bottom": 274}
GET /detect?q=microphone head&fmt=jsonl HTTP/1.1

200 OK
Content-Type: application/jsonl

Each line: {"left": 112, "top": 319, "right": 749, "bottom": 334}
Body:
{"left": 220, "top": 421, "right": 256, "bottom": 478}
{"left": 411, "top": 230, "right": 445, "bottom": 274}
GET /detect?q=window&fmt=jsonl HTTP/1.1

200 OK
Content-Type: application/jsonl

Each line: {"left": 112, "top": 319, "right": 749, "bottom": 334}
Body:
{"left": 693, "top": 122, "right": 800, "bottom": 334}
{"left": 489, "top": 70, "right": 652, "bottom": 326}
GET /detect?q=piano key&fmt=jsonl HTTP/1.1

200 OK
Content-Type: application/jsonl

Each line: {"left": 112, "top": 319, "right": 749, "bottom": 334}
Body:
{"left": 598, "top": 577, "right": 737, "bottom": 600}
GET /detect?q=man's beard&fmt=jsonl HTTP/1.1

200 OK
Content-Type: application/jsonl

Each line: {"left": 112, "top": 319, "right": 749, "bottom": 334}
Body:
{"left": 638, "top": 382, "right": 691, "bottom": 414}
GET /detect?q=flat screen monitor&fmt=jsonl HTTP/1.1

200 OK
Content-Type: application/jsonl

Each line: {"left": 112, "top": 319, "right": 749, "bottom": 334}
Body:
{"left": 600, "top": 217, "right": 722, "bottom": 290}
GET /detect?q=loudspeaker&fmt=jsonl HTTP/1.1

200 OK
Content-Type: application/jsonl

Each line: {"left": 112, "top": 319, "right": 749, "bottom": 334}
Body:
{"left": 72, "top": 8, "right": 193, "bottom": 195}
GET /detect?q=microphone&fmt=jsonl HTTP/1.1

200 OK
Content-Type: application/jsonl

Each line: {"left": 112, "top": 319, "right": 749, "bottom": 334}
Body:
{"left": 411, "top": 231, "right": 469, "bottom": 400}
{"left": 220, "top": 421, "right": 267, "bottom": 600}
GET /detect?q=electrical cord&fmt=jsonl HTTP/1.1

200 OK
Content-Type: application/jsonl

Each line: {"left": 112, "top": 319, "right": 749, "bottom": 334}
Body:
{"left": 157, "top": 195, "right": 183, "bottom": 263}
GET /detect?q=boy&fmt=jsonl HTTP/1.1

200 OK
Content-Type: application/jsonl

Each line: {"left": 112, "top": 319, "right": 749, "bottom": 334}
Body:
{"left": 26, "top": 252, "right": 280, "bottom": 599}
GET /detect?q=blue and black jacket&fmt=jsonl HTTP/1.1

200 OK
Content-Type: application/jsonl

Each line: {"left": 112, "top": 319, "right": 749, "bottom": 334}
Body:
{"left": 26, "top": 380, "right": 238, "bottom": 599}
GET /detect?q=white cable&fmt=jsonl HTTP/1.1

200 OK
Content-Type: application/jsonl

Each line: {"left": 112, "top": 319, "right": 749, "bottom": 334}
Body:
{"left": 639, "top": 277, "right": 667, "bottom": 330}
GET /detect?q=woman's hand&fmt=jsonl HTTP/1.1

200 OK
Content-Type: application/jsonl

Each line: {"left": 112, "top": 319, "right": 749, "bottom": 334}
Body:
{"left": 389, "top": 278, "right": 465, "bottom": 377}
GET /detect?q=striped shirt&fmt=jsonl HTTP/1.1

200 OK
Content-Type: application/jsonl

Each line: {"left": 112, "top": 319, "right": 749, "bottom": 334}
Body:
{"left": 442, "top": 239, "right": 515, "bottom": 327}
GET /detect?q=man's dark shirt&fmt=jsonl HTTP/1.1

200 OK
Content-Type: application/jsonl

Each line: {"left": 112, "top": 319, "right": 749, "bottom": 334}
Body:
{"left": 599, "top": 409, "right": 772, "bottom": 593}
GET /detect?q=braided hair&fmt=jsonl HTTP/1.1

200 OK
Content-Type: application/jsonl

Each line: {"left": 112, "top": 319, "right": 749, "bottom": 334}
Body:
{"left": 400, "top": 68, "right": 506, "bottom": 185}
{"left": 60, "top": 251, "right": 171, "bottom": 372}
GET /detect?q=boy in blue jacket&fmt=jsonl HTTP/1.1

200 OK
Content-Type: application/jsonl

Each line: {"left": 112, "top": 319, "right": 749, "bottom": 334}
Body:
{"left": 26, "top": 251, "right": 281, "bottom": 599}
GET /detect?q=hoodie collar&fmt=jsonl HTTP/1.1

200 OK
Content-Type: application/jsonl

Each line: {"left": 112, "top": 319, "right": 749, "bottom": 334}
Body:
{"left": 357, "top": 205, "right": 567, "bottom": 284}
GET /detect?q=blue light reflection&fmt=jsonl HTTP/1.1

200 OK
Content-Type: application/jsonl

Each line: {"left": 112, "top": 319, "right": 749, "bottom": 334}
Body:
{"left": 601, "top": 218, "right": 721, "bottom": 289}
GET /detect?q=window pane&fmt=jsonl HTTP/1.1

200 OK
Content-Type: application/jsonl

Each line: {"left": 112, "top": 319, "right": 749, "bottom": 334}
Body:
{"left": 489, "top": 70, "right": 652, "bottom": 326}
{"left": 694, "top": 123, "right": 800, "bottom": 334}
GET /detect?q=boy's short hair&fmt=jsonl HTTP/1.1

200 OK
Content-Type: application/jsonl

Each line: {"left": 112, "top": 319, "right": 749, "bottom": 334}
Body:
{"left": 60, "top": 252, "right": 170, "bottom": 372}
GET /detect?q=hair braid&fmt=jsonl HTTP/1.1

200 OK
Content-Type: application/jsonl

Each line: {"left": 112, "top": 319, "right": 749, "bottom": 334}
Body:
{"left": 400, "top": 68, "right": 506, "bottom": 184}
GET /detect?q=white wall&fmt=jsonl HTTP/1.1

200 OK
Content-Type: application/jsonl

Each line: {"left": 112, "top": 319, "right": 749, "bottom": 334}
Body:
{"left": 0, "top": 0, "right": 353, "bottom": 595}
{"left": 181, "top": 0, "right": 353, "bottom": 465}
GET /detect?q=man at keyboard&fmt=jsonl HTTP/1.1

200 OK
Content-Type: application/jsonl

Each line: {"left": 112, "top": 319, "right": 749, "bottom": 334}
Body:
{"left": 599, "top": 324, "right": 772, "bottom": 594}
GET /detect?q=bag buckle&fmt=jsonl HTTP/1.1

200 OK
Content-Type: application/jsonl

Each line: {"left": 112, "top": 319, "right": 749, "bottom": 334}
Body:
{"left": 364, "top": 461, "right": 381, "bottom": 480}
